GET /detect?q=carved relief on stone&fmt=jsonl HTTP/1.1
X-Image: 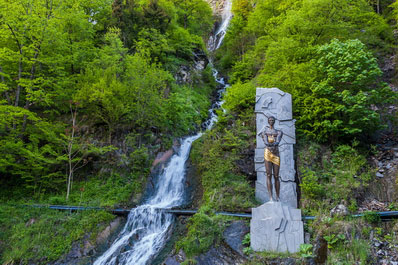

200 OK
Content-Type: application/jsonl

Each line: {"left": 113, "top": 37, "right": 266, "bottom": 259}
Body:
{"left": 250, "top": 202, "right": 304, "bottom": 253}
{"left": 255, "top": 88, "right": 293, "bottom": 121}
{"left": 255, "top": 88, "right": 297, "bottom": 208}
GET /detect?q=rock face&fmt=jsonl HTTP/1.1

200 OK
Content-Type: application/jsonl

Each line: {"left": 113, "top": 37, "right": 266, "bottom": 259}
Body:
{"left": 330, "top": 204, "right": 349, "bottom": 217}
{"left": 223, "top": 221, "right": 249, "bottom": 257}
{"left": 250, "top": 202, "right": 304, "bottom": 253}
{"left": 52, "top": 217, "right": 124, "bottom": 265}
{"left": 255, "top": 87, "right": 297, "bottom": 208}
{"left": 206, "top": 0, "right": 229, "bottom": 18}
{"left": 195, "top": 243, "right": 246, "bottom": 265}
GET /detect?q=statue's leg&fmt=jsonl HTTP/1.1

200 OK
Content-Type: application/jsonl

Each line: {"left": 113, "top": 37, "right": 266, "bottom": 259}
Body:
{"left": 265, "top": 161, "right": 273, "bottom": 201}
{"left": 273, "top": 163, "right": 280, "bottom": 201}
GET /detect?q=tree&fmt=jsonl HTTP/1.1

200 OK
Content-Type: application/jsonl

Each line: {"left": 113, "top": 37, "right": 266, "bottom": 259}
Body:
{"left": 0, "top": 105, "right": 65, "bottom": 194}
{"left": 173, "top": 0, "right": 213, "bottom": 36}
{"left": 297, "top": 39, "right": 396, "bottom": 142}
{"left": 0, "top": 0, "right": 112, "bottom": 194}
{"left": 63, "top": 102, "right": 114, "bottom": 200}
{"left": 75, "top": 29, "right": 173, "bottom": 140}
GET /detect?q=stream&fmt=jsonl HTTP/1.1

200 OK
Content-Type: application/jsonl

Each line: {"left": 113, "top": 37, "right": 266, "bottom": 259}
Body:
{"left": 94, "top": 2, "right": 232, "bottom": 264}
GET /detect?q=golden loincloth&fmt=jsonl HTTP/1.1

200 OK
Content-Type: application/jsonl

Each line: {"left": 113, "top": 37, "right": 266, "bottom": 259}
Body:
{"left": 264, "top": 148, "right": 280, "bottom": 166}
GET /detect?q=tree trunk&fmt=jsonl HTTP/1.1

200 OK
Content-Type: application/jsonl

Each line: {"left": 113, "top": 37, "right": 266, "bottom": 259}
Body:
{"left": 66, "top": 103, "right": 77, "bottom": 200}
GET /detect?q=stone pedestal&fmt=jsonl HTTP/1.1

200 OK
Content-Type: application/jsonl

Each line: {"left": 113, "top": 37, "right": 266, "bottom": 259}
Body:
{"left": 255, "top": 87, "right": 297, "bottom": 208}
{"left": 250, "top": 202, "right": 304, "bottom": 253}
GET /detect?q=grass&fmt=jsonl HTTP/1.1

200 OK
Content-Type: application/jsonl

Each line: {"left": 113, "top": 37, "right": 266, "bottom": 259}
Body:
{"left": 0, "top": 171, "right": 143, "bottom": 264}
{"left": 0, "top": 205, "right": 114, "bottom": 264}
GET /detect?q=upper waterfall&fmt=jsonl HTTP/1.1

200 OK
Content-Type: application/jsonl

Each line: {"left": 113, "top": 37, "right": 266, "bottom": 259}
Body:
{"left": 207, "top": 0, "right": 233, "bottom": 51}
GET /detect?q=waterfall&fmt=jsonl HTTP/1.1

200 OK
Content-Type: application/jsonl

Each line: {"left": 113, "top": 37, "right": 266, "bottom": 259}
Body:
{"left": 207, "top": 0, "right": 233, "bottom": 52}
{"left": 94, "top": 1, "right": 232, "bottom": 264}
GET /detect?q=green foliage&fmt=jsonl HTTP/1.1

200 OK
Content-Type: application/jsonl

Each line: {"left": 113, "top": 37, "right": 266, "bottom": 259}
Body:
{"left": 180, "top": 259, "right": 198, "bottom": 265}
{"left": 219, "top": 0, "right": 396, "bottom": 143}
{"left": 327, "top": 238, "right": 370, "bottom": 264}
{"left": 243, "top": 247, "right": 254, "bottom": 256}
{"left": 242, "top": 233, "right": 253, "bottom": 256}
{"left": 362, "top": 211, "right": 381, "bottom": 224}
{"left": 242, "top": 233, "right": 251, "bottom": 246}
{"left": 0, "top": 0, "right": 216, "bottom": 262}
{"left": 190, "top": 112, "right": 256, "bottom": 212}
{"left": 0, "top": 205, "right": 114, "bottom": 264}
{"left": 298, "top": 141, "right": 372, "bottom": 211}
{"left": 165, "top": 84, "right": 211, "bottom": 136}
{"left": 223, "top": 82, "right": 256, "bottom": 113}
{"left": 0, "top": 105, "right": 65, "bottom": 194}
{"left": 176, "top": 207, "right": 224, "bottom": 257}
{"left": 65, "top": 173, "right": 138, "bottom": 207}
{"left": 0, "top": 0, "right": 216, "bottom": 198}
{"left": 327, "top": 144, "right": 371, "bottom": 201}
{"left": 298, "top": 39, "right": 395, "bottom": 142}
{"left": 299, "top": 244, "right": 313, "bottom": 258}
{"left": 178, "top": 112, "right": 256, "bottom": 257}
{"left": 300, "top": 169, "right": 325, "bottom": 200}
{"left": 324, "top": 233, "right": 347, "bottom": 249}
{"left": 174, "top": 0, "right": 213, "bottom": 36}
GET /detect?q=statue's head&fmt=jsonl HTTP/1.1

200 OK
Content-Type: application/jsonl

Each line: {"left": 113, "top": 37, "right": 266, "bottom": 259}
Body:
{"left": 268, "top": 116, "right": 276, "bottom": 126}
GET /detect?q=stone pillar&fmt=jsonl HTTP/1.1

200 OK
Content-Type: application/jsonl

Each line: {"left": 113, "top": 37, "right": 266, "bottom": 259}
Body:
{"left": 254, "top": 87, "right": 297, "bottom": 208}
{"left": 251, "top": 88, "right": 303, "bottom": 253}
{"left": 250, "top": 202, "right": 304, "bottom": 253}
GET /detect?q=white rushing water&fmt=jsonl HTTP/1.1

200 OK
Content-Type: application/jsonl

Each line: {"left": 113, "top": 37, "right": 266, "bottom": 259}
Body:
{"left": 94, "top": 1, "right": 232, "bottom": 264}
{"left": 207, "top": 0, "right": 233, "bottom": 51}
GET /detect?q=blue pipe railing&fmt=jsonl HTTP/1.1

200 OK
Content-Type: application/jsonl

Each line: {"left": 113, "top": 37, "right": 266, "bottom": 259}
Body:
{"left": 17, "top": 204, "right": 398, "bottom": 221}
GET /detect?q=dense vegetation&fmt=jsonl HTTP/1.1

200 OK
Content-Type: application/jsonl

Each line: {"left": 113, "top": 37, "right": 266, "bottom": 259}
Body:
{"left": 175, "top": 0, "right": 398, "bottom": 264}
{"left": 2, "top": 0, "right": 398, "bottom": 264}
{"left": 0, "top": 0, "right": 215, "bottom": 263}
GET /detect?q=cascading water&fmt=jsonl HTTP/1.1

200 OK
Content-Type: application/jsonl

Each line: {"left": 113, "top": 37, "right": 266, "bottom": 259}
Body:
{"left": 207, "top": 0, "right": 233, "bottom": 51}
{"left": 94, "top": 1, "right": 232, "bottom": 264}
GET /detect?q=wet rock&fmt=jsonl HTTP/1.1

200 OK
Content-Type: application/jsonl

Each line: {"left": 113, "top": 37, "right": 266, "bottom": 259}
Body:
{"left": 330, "top": 204, "right": 349, "bottom": 217}
{"left": 195, "top": 243, "right": 246, "bottom": 265}
{"left": 222, "top": 221, "right": 249, "bottom": 256}
{"left": 194, "top": 60, "right": 207, "bottom": 71}
{"left": 164, "top": 256, "right": 180, "bottom": 265}
{"left": 313, "top": 235, "right": 328, "bottom": 264}
{"left": 96, "top": 217, "right": 123, "bottom": 246}
{"left": 164, "top": 250, "right": 186, "bottom": 265}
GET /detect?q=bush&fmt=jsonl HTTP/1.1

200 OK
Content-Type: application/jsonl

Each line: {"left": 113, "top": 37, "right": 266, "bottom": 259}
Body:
{"left": 298, "top": 39, "right": 396, "bottom": 142}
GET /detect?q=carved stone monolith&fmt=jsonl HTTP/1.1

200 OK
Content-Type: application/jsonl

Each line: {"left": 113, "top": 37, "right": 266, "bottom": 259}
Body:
{"left": 251, "top": 88, "right": 303, "bottom": 253}
{"left": 254, "top": 87, "right": 297, "bottom": 208}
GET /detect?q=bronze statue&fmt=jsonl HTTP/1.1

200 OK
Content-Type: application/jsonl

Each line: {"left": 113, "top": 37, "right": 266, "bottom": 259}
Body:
{"left": 258, "top": 116, "right": 283, "bottom": 201}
